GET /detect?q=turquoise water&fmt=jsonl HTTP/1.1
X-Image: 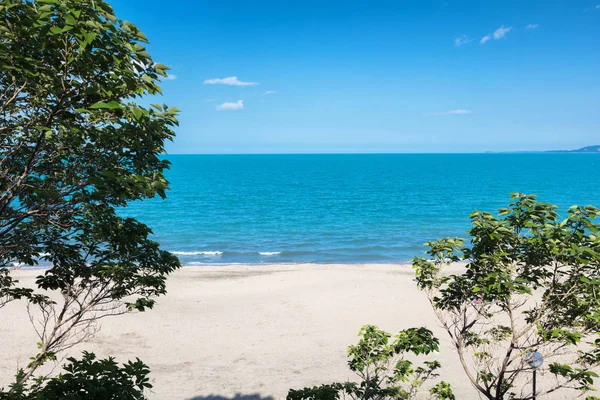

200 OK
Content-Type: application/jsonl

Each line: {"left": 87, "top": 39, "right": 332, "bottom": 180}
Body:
{"left": 121, "top": 154, "right": 600, "bottom": 265}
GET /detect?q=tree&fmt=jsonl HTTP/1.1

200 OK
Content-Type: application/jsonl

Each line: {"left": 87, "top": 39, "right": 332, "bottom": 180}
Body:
{"left": 413, "top": 193, "right": 600, "bottom": 400}
{"left": 287, "top": 325, "right": 455, "bottom": 400}
{"left": 0, "top": 0, "right": 180, "bottom": 393}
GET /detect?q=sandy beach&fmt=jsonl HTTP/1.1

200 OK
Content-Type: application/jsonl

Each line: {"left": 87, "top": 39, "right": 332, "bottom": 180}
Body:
{"left": 1, "top": 264, "right": 475, "bottom": 399}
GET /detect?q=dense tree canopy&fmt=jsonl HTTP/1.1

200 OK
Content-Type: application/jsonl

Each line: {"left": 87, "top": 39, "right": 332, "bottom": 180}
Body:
{"left": 0, "top": 0, "right": 180, "bottom": 392}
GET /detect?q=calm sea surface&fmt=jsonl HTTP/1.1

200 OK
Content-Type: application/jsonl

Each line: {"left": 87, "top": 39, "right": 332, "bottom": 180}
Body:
{"left": 120, "top": 154, "right": 600, "bottom": 265}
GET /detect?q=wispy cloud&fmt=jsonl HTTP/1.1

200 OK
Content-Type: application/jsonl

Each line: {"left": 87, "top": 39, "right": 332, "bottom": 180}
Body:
{"left": 263, "top": 90, "right": 276, "bottom": 95}
{"left": 454, "top": 35, "right": 472, "bottom": 47}
{"left": 526, "top": 24, "right": 539, "bottom": 29}
{"left": 424, "top": 109, "right": 472, "bottom": 116}
{"left": 203, "top": 76, "right": 258, "bottom": 86}
{"left": 216, "top": 100, "right": 244, "bottom": 111}
{"left": 597, "top": 4, "right": 600, "bottom": 9}
{"left": 481, "top": 26, "right": 513, "bottom": 44}
{"left": 493, "top": 26, "right": 512, "bottom": 39}
{"left": 163, "top": 74, "right": 177, "bottom": 80}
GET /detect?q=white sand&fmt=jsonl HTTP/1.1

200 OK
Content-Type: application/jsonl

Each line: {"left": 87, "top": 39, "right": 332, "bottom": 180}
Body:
{"left": 1, "top": 264, "right": 476, "bottom": 399}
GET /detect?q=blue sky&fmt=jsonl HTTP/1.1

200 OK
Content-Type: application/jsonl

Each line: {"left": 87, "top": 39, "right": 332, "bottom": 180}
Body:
{"left": 111, "top": 0, "right": 600, "bottom": 153}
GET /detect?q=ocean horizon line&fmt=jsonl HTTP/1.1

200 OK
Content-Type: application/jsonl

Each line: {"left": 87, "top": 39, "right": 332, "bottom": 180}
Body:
{"left": 164, "top": 151, "right": 597, "bottom": 156}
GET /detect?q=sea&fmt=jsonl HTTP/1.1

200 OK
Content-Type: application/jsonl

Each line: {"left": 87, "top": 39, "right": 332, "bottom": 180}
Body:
{"left": 120, "top": 153, "right": 600, "bottom": 265}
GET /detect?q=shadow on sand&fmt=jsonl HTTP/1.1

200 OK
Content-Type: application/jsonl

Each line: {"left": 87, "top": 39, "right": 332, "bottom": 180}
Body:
{"left": 187, "top": 394, "right": 275, "bottom": 400}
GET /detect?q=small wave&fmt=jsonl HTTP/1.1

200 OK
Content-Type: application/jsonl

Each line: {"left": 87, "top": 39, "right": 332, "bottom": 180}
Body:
{"left": 171, "top": 251, "right": 223, "bottom": 256}
{"left": 259, "top": 252, "right": 281, "bottom": 256}
{"left": 201, "top": 251, "right": 223, "bottom": 256}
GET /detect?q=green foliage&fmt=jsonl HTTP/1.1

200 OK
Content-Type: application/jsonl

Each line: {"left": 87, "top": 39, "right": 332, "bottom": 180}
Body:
{"left": 287, "top": 325, "right": 454, "bottom": 400}
{"left": 0, "top": 0, "right": 180, "bottom": 308}
{"left": 288, "top": 384, "right": 347, "bottom": 400}
{"left": 413, "top": 193, "right": 600, "bottom": 400}
{"left": 1, "top": 352, "right": 151, "bottom": 400}
{"left": 0, "top": 0, "right": 179, "bottom": 393}
{"left": 0, "top": 269, "right": 47, "bottom": 308}
{"left": 428, "top": 382, "right": 454, "bottom": 400}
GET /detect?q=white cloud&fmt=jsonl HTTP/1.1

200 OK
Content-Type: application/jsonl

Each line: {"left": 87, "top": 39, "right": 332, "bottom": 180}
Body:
{"left": 493, "top": 25, "right": 512, "bottom": 39}
{"left": 480, "top": 26, "right": 512, "bottom": 44}
{"left": 526, "top": 24, "right": 539, "bottom": 29}
{"left": 203, "top": 76, "right": 258, "bottom": 86}
{"left": 163, "top": 74, "right": 177, "bottom": 80}
{"left": 263, "top": 90, "right": 276, "bottom": 95}
{"left": 454, "top": 35, "right": 472, "bottom": 47}
{"left": 424, "top": 109, "right": 472, "bottom": 116}
{"left": 216, "top": 100, "right": 244, "bottom": 111}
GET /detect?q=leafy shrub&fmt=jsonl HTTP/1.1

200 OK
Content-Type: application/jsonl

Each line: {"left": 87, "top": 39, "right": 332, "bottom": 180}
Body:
{"left": 287, "top": 325, "right": 455, "bottom": 400}
{"left": 2, "top": 352, "right": 151, "bottom": 400}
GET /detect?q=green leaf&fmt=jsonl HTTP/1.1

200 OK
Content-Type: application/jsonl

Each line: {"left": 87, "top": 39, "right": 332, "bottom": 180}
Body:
{"left": 132, "top": 107, "right": 143, "bottom": 121}
{"left": 154, "top": 63, "right": 169, "bottom": 70}
{"left": 85, "top": 32, "right": 97, "bottom": 42}
{"left": 65, "top": 14, "right": 77, "bottom": 25}
{"left": 141, "top": 74, "right": 153, "bottom": 84}
{"left": 90, "top": 101, "right": 121, "bottom": 109}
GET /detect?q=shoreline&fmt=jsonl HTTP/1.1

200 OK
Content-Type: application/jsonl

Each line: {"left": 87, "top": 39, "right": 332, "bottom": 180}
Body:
{"left": 9, "top": 260, "right": 467, "bottom": 271}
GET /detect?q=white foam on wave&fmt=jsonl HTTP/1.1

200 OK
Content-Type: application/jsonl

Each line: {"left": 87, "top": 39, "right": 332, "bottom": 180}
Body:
{"left": 259, "top": 252, "right": 281, "bottom": 256}
{"left": 171, "top": 251, "right": 223, "bottom": 256}
{"left": 201, "top": 251, "right": 223, "bottom": 256}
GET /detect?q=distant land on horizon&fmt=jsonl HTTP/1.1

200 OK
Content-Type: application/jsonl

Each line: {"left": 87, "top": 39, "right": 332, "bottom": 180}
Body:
{"left": 486, "top": 145, "right": 600, "bottom": 154}
{"left": 546, "top": 145, "right": 600, "bottom": 153}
